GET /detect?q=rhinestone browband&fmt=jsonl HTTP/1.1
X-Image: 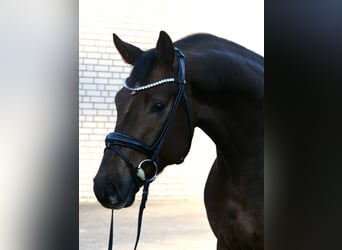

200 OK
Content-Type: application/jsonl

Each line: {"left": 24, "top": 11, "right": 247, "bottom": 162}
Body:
{"left": 123, "top": 78, "right": 176, "bottom": 92}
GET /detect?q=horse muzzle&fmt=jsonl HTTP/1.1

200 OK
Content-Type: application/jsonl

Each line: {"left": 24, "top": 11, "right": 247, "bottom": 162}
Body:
{"left": 93, "top": 177, "right": 136, "bottom": 209}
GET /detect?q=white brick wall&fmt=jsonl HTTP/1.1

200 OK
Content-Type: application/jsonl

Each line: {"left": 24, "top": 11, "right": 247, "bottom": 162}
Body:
{"left": 79, "top": 0, "right": 263, "bottom": 201}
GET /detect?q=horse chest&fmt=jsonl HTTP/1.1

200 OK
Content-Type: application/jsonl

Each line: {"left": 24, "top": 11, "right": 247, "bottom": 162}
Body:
{"left": 204, "top": 160, "right": 263, "bottom": 249}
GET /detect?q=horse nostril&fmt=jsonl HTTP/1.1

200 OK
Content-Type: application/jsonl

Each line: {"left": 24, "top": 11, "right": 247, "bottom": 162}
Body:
{"left": 107, "top": 194, "right": 119, "bottom": 205}
{"left": 105, "top": 184, "right": 120, "bottom": 205}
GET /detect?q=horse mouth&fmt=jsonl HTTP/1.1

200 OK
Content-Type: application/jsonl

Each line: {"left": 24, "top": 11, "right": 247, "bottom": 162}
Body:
{"left": 96, "top": 183, "right": 136, "bottom": 210}
{"left": 110, "top": 193, "right": 135, "bottom": 209}
{"left": 99, "top": 193, "right": 135, "bottom": 209}
{"left": 108, "top": 194, "right": 120, "bottom": 205}
{"left": 93, "top": 173, "right": 139, "bottom": 209}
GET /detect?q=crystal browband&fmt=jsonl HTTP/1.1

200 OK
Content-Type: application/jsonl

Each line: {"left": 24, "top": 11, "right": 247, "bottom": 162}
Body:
{"left": 123, "top": 77, "right": 177, "bottom": 92}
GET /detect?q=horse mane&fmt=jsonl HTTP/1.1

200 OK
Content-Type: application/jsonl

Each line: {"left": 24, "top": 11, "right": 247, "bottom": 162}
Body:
{"left": 175, "top": 33, "right": 263, "bottom": 65}
{"left": 126, "top": 33, "right": 264, "bottom": 99}
{"left": 175, "top": 33, "right": 264, "bottom": 99}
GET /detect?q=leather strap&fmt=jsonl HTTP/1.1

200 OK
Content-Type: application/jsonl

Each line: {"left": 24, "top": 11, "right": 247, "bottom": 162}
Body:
{"left": 106, "top": 132, "right": 153, "bottom": 156}
{"left": 104, "top": 146, "right": 142, "bottom": 191}
{"left": 108, "top": 209, "right": 114, "bottom": 250}
{"left": 134, "top": 182, "right": 150, "bottom": 250}
{"left": 106, "top": 47, "right": 190, "bottom": 249}
{"left": 107, "top": 183, "right": 150, "bottom": 250}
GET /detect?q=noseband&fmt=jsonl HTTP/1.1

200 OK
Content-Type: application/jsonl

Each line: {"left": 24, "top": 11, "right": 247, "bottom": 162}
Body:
{"left": 104, "top": 48, "right": 192, "bottom": 249}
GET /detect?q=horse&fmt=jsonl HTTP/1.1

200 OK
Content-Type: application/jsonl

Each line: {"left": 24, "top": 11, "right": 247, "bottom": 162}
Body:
{"left": 93, "top": 31, "right": 264, "bottom": 249}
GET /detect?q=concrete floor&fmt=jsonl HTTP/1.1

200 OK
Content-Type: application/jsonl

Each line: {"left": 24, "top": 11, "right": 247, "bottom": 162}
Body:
{"left": 80, "top": 199, "right": 217, "bottom": 250}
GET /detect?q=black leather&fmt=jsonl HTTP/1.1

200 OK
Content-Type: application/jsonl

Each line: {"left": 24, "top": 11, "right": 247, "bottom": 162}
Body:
{"left": 106, "top": 132, "right": 153, "bottom": 156}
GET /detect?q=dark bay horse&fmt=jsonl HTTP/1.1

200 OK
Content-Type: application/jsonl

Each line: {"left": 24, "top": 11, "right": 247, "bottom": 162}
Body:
{"left": 94, "top": 31, "right": 264, "bottom": 249}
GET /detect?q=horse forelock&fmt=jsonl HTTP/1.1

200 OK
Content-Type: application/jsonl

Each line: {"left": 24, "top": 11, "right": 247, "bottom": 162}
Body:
{"left": 126, "top": 49, "right": 157, "bottom": 89}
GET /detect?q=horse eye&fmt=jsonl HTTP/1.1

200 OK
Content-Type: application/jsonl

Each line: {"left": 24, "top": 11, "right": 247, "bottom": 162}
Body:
{"left": 151, "top": 103, "right": 166, "bottom": 112}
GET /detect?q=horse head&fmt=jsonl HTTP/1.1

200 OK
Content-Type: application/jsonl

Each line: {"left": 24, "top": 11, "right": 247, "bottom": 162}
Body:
{"left": 93, "top": 31, "right": 194, "bottom": 209}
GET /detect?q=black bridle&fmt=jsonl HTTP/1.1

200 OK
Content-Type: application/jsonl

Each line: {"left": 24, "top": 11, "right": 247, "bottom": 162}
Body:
{"left": 104, "top": 48, "right": 192, "bottom": 249}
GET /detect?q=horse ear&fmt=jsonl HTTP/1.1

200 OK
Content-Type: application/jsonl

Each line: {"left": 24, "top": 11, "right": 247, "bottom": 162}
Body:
{"left": 113, "top": 33, "right": 143, "bottom": 65}
{"left": 156, "top": 31, "right": 175, "bottom": 68}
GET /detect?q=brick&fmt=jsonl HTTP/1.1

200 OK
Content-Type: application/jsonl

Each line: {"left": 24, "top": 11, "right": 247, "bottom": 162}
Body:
{"left": 79, "top": 103, "right": 93, "bottom": 109}
{"left": 84, "top": 46, "right": 98, "bottom": 52}
{"left": 101, "top": 91, "right": 109, "bottom": 97}
{"left": 98, "top": 109, "right": 112, "bottom": 116}
{"left": 82, "top": 122, "right": 96, "bottom": 128}
{"left": 82, "top": 96, "right": 90, "bottom": 102}
{"left": 79, "top": 128, "right": 92, "bottom": 134}
{"left": 85, "top": 116, "right": 93, "bottom": 122}
{"left": 80, "top": 77, "right": 93, "bottom": 84}
{"left": 108, "top": 115, "right": 116, "bottom": 121}
{"left": 84, "top": 58, "right": 98, "bottom": 64}
{"left": 83, "top": 71, "right": 97, "bottom": 77}
{"left": 79, "top": 52, "right": 86, "bottom": 58}
{"left": 79, "top": 89, "right": 86, "bottom": 96}
{"left": 94, "top": 103, "right": 108, "bottom": 109}
{"left": 98, "top": 47, "right": 106, "bottom": 53}
{"left": 80, "top": 39, "right": 95, "bottom": 46}
{"left": 99, "top": 59, "right": 112, "bottom": 65}
{"left": 105, "top": 84, "right": 116, "bottom": 91}
{"left": 79, "top": 134, "right": 89, "bottom": 141}
{"left": 105, "top": 122, "right": 115, "bottom": 129}
{"left": 90, "top": 96, "right": 104, "bottom": 103}
{"left": 79, "top": 140, "right": 87, "bottom": 148}
{"left": 95, "top": 40, "right": 108, "bottom": 47}
{"left": 123, "top": 67, "right": 131, "bottom": 73}
{"left": 93, "top": 128, "right": 107, "bottom": 134}
{"left": 90, "top": 134, "right": 105, "bottom": 141}
{"left": 109, "top": 105, "right": 116, "bottom": 112}
{"left": 94, "top": 65, "right": 109, "bottom": 72}
{"left": 98, "top": 33, "right": 112, "bottom": 41}
{"left": 98, "top": 72, "right": 112, "bottom": 78}
{"left": 109, "top": 79, "right": 122, "bottom": 85}
{"left": 94, "top": 116, "right": 108, "bottom": 122}
{"left": 82, "top": 84, "right": 96, "bottom": 90}
{"left": 86, "top": 65, "right": 94, "bottom": 71}
{"left": 95, "top": 122, "right": 104, "bottom": 128}
{"left": 80, "top": 33, "right": 98, "bottom": 40}
{"left": 109, "top": 54, "right": 119, "bottom": 60}
{"left": 82, "top": 109, "right": 97, "bottom": 115}
{"left": 105, "top": 97, "right": 114, "bottom": 103}
{"left": 87, "top": 90, "right": 101, "bottom": 96}
{"left": 109, "top": 66, "right": 123, "bottom": 72}
{"left": 94, "top": 78, "right": 108, "bottom": 84}
{"left": 86, "top": 141, "right": 102, "bottom": 147}
{"left": 87, "top": 52, "right": 101, "bottom": 58}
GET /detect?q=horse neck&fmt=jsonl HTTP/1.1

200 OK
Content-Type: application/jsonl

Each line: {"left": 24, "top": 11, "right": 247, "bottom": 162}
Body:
{"left": 187, "top": 55, "right": 264, "bottom": 184}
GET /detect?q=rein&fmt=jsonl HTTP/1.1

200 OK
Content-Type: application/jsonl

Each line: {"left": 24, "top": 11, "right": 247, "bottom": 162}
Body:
{"left": 105, "top": 47, "right": 191, "bottom": 249}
